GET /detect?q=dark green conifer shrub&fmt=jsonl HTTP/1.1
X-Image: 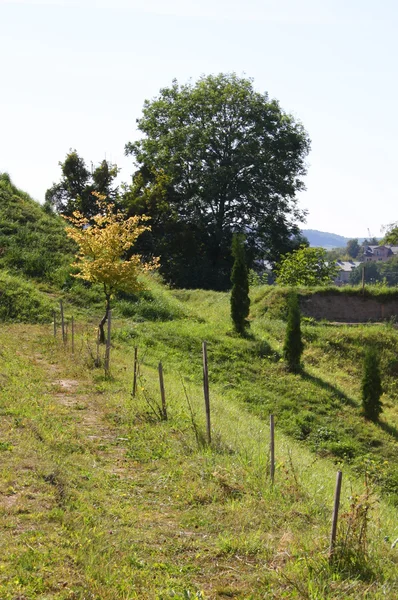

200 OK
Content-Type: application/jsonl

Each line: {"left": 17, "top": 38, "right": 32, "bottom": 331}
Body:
{"left": 361, "top": 347, "right": 382, "bottom": 422}
{"left": 230, "top": 235, "right": 250, "bottom": 334}
{"left": 283, "top": 292, "right": 303, "bottom": 372}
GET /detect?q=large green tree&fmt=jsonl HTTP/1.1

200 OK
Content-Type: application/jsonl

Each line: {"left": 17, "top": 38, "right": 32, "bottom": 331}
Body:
{"left": 125, "top": 74, "right": 311, "bottom": 289}
{"left": 45, "top": 150, "right": 119, "bottom": 218}
{"left": 346, "top": 238, "right": 360, "bottom": 259}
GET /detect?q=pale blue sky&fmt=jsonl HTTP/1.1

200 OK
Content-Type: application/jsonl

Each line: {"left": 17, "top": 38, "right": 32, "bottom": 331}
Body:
{"left": 1, "top": 0, "right": 397, "bottom": 237}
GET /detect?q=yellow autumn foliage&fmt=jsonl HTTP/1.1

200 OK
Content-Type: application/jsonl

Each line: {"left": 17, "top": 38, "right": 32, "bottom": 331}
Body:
{"left": 64, "top": 196, "right": 158, "bottom": 299}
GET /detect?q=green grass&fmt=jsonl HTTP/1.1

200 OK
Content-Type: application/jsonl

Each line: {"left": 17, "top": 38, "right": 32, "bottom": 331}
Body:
{"left": 0, "top": 271, "right": 56, "bottom": 323}
{"left": 110, "top": 286, "right": 398, "bottom": 504}
{"left": 2, "top": 262, "right": 398, "bottom": 596}
{"left": 1, "top": 322, "right": 398, "bottom": 598}
{"left": 0, "top": 172, "right": 75, "bottom": 285}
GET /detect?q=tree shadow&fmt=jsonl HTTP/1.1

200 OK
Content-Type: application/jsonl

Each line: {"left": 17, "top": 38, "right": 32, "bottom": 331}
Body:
{"left": 247, "top": 332, "right": 281, "bottom": 361}
{"left": 228, "top": 328, "right": 278, "bottom": 357}
{"left": 300, "top": 370, "right": 358, "bottom": 408}
{"left": 300, "top": 370, "right": 398, "bottom": 442}
{"left": 378, "top": 419, "right": 398, "bottom": 440}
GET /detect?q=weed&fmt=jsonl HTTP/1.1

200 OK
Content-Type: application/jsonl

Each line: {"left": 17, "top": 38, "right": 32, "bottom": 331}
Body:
{"left": 138, "top": 373, "right": 166, "bottom": 421}
{"left": 332, "top": 478, "right": 378, "bottom": 580}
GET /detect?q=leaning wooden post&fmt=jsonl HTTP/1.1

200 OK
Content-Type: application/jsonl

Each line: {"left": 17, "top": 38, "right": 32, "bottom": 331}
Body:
{"left": 329, "top": 470, "right": 343, "bottom": 561}
{"left": 132, "top": 347, "right": 138, "bottom": 397}
{"left": 53, "top": 310, "right": 57, "bottom": 337}
{"left": 270, "top": 414, "right": 275, "bottom": 484}
{"left": 104, "top": 310, "right": 112, "bottom": 375}
{"left": 60, "top": 300, "right": 65, "bottom": 344}
{"left": 202, "top": 341, "right": 211, "bottom": 444}
{"left": 71, "top": 316, "right": 75, "bottom": 355}
{"left": 96, "top": 329, "right": 100, "bottom": 367}
{"left": 158, "top": 362, "right": 167, "bottom": 420}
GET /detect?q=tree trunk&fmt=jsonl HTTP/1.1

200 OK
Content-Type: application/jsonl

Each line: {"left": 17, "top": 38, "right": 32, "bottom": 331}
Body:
{"left": 98, "top": 295, "right": 111, "bottom": 344}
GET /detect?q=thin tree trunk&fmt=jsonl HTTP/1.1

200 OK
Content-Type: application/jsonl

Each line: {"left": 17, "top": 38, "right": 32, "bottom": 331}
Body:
{"left": 98, "top": 295, "right": 111, "bottom": 344}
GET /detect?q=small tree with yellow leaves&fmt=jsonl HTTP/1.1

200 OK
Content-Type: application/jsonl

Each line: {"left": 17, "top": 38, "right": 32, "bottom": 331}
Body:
{"left": 65, "top": 195, "right": 158, "bottom": 343}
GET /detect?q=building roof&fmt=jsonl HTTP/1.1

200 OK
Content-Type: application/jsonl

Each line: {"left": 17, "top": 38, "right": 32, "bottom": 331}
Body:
{"left": 336, "top": 260, "right": 361, "bottom": 272}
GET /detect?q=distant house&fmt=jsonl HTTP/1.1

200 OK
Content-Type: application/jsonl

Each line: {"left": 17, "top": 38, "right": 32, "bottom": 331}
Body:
{"left": 363, "top": 245, "right": 398, "bottom": 262}
{"left": 334, "top": 260, "right": 361, "bottom": 285}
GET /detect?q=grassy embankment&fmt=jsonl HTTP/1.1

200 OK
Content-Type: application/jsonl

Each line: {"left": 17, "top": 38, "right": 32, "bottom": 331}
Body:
{"left": 114, "top": 283, "right": 398, "bottom": 502}
{"left": 1, "top": 281, "right": 398, "bottom": 598}
{"left": 1, "top": 172, "right": 398, "bottom": 596}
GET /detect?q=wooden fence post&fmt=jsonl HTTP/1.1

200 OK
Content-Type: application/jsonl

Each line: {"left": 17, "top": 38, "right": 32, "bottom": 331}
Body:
{"left": 158, "top": 362, "right": 167, "bottom": 420}
{"left": 60, "top": 300, "right": 65, "bottom": 344}
{"left": 132, "top": 347, "right": 138, "bottom": 397}
{"left": 202, "top": 341, "right": 211, "bottom": 444}
{"left": 329, "top": 470, "right": 343, "bottom": 561}
{"left": 270, "top": 414, "right": 275, "bottom": 484}
{"left": 96, "top": 329, "right": 100, "bottom": 367}
{"left": 71, "top": 316, "right": 75, "bottom": 355}
{"left": 104, "top": 310, "right": 111, "bottom": 375}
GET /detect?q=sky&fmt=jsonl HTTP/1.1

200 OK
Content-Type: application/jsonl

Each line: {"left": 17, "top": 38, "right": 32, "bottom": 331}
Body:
{"left": 1, "top": 0, "right": 398, "bottom": 238}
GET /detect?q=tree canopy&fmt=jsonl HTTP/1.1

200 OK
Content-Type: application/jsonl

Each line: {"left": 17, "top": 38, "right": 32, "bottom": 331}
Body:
{"left": 346, "top": 238, "right": 360, "bottom": 259}
{"left": 382, "top": 222, "right": 398, "bottom": 245}
{"left": 276, "top": 246, "right": 338, "bottom": 287}
{"left": 124, "top": 73, "right": 311, "bottom": 289}
{"left": 349, "top": 256, "right": 398, "bottom": 286}
{"left": 45, "top": 150, "right": 119, "bottom": 218}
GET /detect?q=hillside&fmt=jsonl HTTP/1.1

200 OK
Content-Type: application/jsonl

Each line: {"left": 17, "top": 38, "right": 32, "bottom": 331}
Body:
{"left": 1, "top": 177, "right": 398, "bottom": 597}
{"left": 0, "top": 173, "right": 75, "bottom": 285}
{"left": 301, "top": 229, "right": 378, "bottom": 250}
{"left": 1, "top": 295, "right": 398, "bottom": 597}
{"left": 302, "top": 229, "right": 352, "bottom": 249}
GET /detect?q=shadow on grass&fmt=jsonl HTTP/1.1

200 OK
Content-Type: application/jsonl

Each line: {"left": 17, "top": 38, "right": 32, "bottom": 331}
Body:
{"left": 379, "top": 419, "right": 398, "bottom": 440}
{"left": 300, "top": 370, "right": 358, "bottom": 408}
{"left": 227, "top": 329, "right": 279, "bottom": 358}
{"left": 227, "top": 327, "right": 255, "bottom": 340}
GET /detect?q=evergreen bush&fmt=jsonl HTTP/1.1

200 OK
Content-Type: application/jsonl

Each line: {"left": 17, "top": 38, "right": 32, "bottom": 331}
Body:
{"left": 230, "top": 235, "right": 250, "bottom": 334}
{"left": 283, "top": 292, "right": 303, "bottom": 372}
{"left": 361, "top": 347, "right": 383, "bottom": 422}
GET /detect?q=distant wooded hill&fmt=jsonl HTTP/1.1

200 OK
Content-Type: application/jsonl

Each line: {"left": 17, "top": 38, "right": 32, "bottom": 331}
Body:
{"left": 302, "top": 229, "right": 368, "bottom": 250}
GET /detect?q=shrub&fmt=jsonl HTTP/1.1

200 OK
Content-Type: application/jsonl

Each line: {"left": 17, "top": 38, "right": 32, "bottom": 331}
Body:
{"left": 230, "top": 235, "right": 250, "bottom": 334}
{"left": 283, "top": 292, "right": 303, "bottom": 372}
{"left": 361, "top": 347, "right": 383, "bottom": 422}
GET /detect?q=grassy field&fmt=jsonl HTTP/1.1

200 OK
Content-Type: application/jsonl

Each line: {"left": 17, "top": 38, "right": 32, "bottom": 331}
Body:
{"left": 1, "top": 283, "right": 398, "bottom": 598}
{"left": 112, "top": 284, "right": 398, "bottom": 502}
